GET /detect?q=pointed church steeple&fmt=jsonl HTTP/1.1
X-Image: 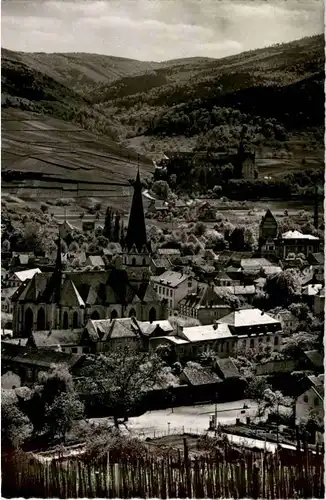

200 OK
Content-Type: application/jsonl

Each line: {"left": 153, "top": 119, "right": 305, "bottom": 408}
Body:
{"left": 53, "top": 232, "right": 62, "bottom": 304}
{"left": 126, "top": 166, "right": 148, "bottom": 253}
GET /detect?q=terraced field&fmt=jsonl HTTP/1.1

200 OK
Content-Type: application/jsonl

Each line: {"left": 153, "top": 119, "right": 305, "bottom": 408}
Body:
{"left": 2, "top": 107, "right": 153, "bottom": 210}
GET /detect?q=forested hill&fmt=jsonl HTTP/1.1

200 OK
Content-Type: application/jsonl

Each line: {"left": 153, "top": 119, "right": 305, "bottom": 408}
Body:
{"left": 1, "top": 35, "right": 324, "bottom": 162}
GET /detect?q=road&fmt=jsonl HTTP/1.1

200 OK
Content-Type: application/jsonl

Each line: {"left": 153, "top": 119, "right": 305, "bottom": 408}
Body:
{"left": 88, "top": 399, "right": 258, "bottom": 438}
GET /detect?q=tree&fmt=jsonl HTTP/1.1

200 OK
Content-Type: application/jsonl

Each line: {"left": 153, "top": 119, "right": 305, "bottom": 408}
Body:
{"left": 113, "top": 213, "right": 121, "bottom": 242}
{"left": 29, "top": 364, "right": 84, "bottom": 442}
{"left": 152, "top": 180, "right": 170, "bottom": 200}
{"left": 79, "top": 348, "right": 168, "bottom": 428}
{"left": 1, "top": 391, "right": 32, "bottom": 450}
{"left": 259, "top": 389, "right": 293, "bottom": 440}
{"left": 103, "top": 206, "right": 114, "bottom": 240}
{"left": 2, "top": 239, "right": 10, "bottom": 252}
{"left": 264, "top": 270, "right": 298, "bottom": 306}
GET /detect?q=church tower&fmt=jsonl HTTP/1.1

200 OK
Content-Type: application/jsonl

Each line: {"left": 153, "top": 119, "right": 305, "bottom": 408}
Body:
{"left": 124, "top": 168, "right": 151, "bottom": 284}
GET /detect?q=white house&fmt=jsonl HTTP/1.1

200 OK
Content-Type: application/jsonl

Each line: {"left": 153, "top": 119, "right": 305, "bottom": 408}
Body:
{"left": 151, "top": 270, "right": 197, "bottom": 315}
{"left": 295, "top": 375, "right": 324, "bottom": 444}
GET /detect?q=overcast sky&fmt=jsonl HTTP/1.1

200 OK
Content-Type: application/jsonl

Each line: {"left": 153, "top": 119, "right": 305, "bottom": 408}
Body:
{"left": 2, "top": 0, "right": 324, "bottom": 61}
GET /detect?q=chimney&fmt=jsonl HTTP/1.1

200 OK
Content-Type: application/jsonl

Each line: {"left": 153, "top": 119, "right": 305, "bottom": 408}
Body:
{"left": 261, "top": 310, "right": 265, "bottom": 316}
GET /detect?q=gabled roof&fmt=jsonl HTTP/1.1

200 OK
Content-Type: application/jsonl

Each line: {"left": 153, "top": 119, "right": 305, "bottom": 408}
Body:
{"left": 217, "top": 308, "right": 280, "bottom": 328}
{"left": 87, "top": 255, "right": 105, "bottom": 267}
{"left": 1, "top": 343, "right": 84, "bottom": 369}
{"left": 1, "top": 287, "right": 18, "bottom": 298}
{"left": 14, "top": 268, "right": 42, "bottom": 282}
{"left": 304, "top": 350, "right": 323, "bottom": 369}
{"left": 241, "top": 258, "right": 273, "bottom": 269}
{"left": 85, "top": 317, "right": 141, "bottom": 342}
{"left": 138, "top": 320, "right": 174, "bottom": 336}
{"left": 302, "top": 284, "right": 323, "bottom": 296}
{"left": 179, "top": 284, "right": 227, "bottom": 309}
{"left": 215, "top": 358, "right": 240, "bottom": 379}
{"left": 181, "top": 365, "right": 221, "bottom": 386}
{"left": 308, "top": 252, "right": 324, "bottom": 265}
{"left": 282, "top": 230, "right": 319, "bottom": 240}
{"left": 157, "top": 248, "right": 181, "bottom": 256}
{"left": 181, "top": 323, "right": 232, "bottom": 342}
{"left": 28, "top": 330, "right": 83, "bottom": 347}
{"left": 152, "top": 270, "right": 191, "bottom": 287}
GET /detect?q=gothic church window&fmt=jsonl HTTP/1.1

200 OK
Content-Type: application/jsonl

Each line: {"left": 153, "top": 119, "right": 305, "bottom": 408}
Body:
{"left": 149, "top": 307, "right": 156, "bottom": 323}
{"left": 37, "top": 308, "right": 45, "bottom": 331}
{"left": 111, "top": 309, "right": 118, "bottom": 320}
{"left": 63, "top": 311, "right": 69, "bottom": 329}
{"left": 73, "top": 311, "right": 79, "bottom": 329}
{"left": 129, "top": 308, "right": 136, "bottom": 317}
{"left": 25, "top": 308, "right": 34, "bottom": 333}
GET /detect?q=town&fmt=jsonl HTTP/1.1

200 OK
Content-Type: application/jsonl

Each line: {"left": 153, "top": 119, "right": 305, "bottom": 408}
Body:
{"left": 1, "top": 1, "right": 324, "bottom": 497}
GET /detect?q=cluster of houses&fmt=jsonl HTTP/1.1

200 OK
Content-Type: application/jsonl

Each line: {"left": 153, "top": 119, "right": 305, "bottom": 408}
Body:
{"left": 1, "top": 171, "right": 324, "bottom": 438}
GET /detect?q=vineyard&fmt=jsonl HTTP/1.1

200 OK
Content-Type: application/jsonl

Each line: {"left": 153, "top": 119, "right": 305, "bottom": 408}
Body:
{"left": 2, "top": 437, "right": 324, "bottom": 498}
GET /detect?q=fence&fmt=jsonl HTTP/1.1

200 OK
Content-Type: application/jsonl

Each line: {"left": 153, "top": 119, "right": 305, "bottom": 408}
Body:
{"left": 2, "top": 439, "right": 324, "bottom": 498}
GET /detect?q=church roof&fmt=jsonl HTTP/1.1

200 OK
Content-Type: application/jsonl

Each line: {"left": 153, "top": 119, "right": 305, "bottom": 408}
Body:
{"left": 85, "top": 317, "right": 141, "bottom": 342}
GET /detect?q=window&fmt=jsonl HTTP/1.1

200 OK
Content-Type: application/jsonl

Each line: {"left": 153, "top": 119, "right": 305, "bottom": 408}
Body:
{"left": 220, "top": 343, "right": 224, "bottom": 353}
{"left": 72, "top": 347, "right": 78, "bottom": 353}
{"left": 170, "top": 300, "right": 172, "bottom": 308}
{"left": 63, "top": 311, "right": 69, "bottom": 329}
{"left": 132, "top": 257, "right": 136, "bottom": 266}
{"left": 226, "top": 342, "right": 229, "bottom": 351}
{"left": 142, "top": 258, "right": 146, "bottom": 266}
{"left": 73, "top": 311, "right": 79, "bottom": 328}
{"left": 159, "top": 287, "right": 162, "bottom": 294}
{"left": 274, "top": 336, "right": 279, "bottom": 346}
{"left": 266, "top": 336, "right": 270, "bottom": 343}
{"left": 250, "top": 339, "right": 255, "bottom": 349}
{"left": 303, "top": 395, "right": 308, "bottom": 403}
{"left": 314, "top": 397, "right": 319, "bottom": 406}
{"left": 170, "top": 289, "right": 173, "bottom": 297}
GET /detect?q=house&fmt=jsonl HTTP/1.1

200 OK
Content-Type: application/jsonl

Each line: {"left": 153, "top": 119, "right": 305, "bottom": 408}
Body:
{"left": 4, "top": 268, "right": 41, "bottom": 288}
{"left": 1, "top": 287, "right": 18, "bottom": 314}
{"left": 259, "top": 209, "right": 278, "bottom": 252}
{"left": 1, "top": 343, "right": 85, "bottom": 386}
{"left": 277, "top": 231, "right": 320, "bottom": 258}
{"left": 59, "top": 220, "right": 76, "bottom": 240}
{"left": 149, "top": 323, "right": 234, "bottom": 361}
{"left": 85, "top": 255, "right": 105, "bottom": 268}
{"left": 300, "top": 350, "right": 323, "bottom": 373}
{"left": 179, "top": 364, "right": 222, "bottom": 400}
{"left": 81, "top": 317, "right": 143, "bottom": 353}
{"left": 150, "top": 258, "right": 172, "bottom": 276}
{"left": 269, "top": 309, "right": 298, "bottom": 335}
{"left": 313, "top": 287, "right": 325, "bottom": 317}
{"left": 9, "top": 252, "right": 36, "bottom": 269}
{"left": 178, "top": 284, "right": 231, "bottom": 324}
{"left": 157, "top": 248, "right": 181, "bottom": 258}
{"left": 295, "top": 374, "right": 324, "bottom": 444}
{"left": 217, "top": 308, "right": 283, "bottom": 352}
{"left": 151, "top": 270, "right": 197, "bottom": 315}
{"left": 26, "top": 330, "right": 84, "bottom": 354}
{"left": 301, "top": 283, "right": 323, "bottom": 307}
{"left": 307, "top": 252, "right": 324, "bottom": 282}
{"left": 214, "top": 357, "right": 244, "bottom": 401}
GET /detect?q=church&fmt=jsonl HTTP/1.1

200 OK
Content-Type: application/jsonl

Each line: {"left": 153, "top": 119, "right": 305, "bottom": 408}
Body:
{"left": 12, "top": 170, "right": 167, "bottom": 337}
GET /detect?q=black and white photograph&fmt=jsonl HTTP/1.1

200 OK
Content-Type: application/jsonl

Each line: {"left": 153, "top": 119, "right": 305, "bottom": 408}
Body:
{"left": 1, "top": 0, "right": 324, "bottom": 498}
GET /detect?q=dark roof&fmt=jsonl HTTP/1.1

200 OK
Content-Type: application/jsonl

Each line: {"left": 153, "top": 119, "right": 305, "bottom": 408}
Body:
{"left": 307, "top": 252, "right": 324, "bottom": 265}
{"left": 181, "top": 365, "right": 221, "bottom": 386}
{"left": 85, "top": 317, "right": 141, "bottom": 342}
{"left": 304, "top": 350, "right": 323, "bottom": 369}
{"left": 215, "top": 358, "right": 240, "bottom": 379}
{"left": 13, "top": 268, "right": 150, "bottom": 308}
{"left": 179, "top": 284, "right": 227, "bottom": 309}
{"left": 28, "top": 330, "right": 83, "bottom": 348}
{"left": 1, "top": 343, "right": 85, "bottom": 369}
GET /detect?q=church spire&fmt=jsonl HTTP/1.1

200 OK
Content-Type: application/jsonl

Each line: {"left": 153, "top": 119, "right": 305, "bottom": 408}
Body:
{"left": 126, "top": 167, "right": 147, "bottom": 252}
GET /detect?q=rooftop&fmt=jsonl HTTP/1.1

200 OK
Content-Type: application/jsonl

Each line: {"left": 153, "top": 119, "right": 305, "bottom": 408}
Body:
{"left": 14, "top": 268, "right": 42, "bottom": 282}
{"left": 138, "top": 320, "right": 174, "bottom": 335}
{"left": 282, "top": 230, "right": 319, "bottom": 240}
{"left": 181, "top": 365, "right": 221, "bottom": 386}
{"left": 217, "top": 308, "right": 280, "bottom": 328}
{"left": 151, "top": 270, "right": 191, "bottom": 287}
{"left": 181, "top": 323, "right": 232, "bottom": 342}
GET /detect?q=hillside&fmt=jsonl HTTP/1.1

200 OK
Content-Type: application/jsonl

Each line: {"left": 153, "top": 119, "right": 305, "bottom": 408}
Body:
{"left": 1, "top": 35, "right": 324, "bottom": 197}
{"left": 1, "top": 107, "right": 152, "bottom": 211}
{"left": 1, "top": 48, "right": 163, "bottom": 96}
{"left": 88, "top": 35, "right": 324, "bottom": 158}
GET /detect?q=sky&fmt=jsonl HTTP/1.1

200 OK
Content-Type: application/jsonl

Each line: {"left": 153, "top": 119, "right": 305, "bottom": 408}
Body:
{"left": 1, "top": 0, "right": 324, "bottom": 61}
